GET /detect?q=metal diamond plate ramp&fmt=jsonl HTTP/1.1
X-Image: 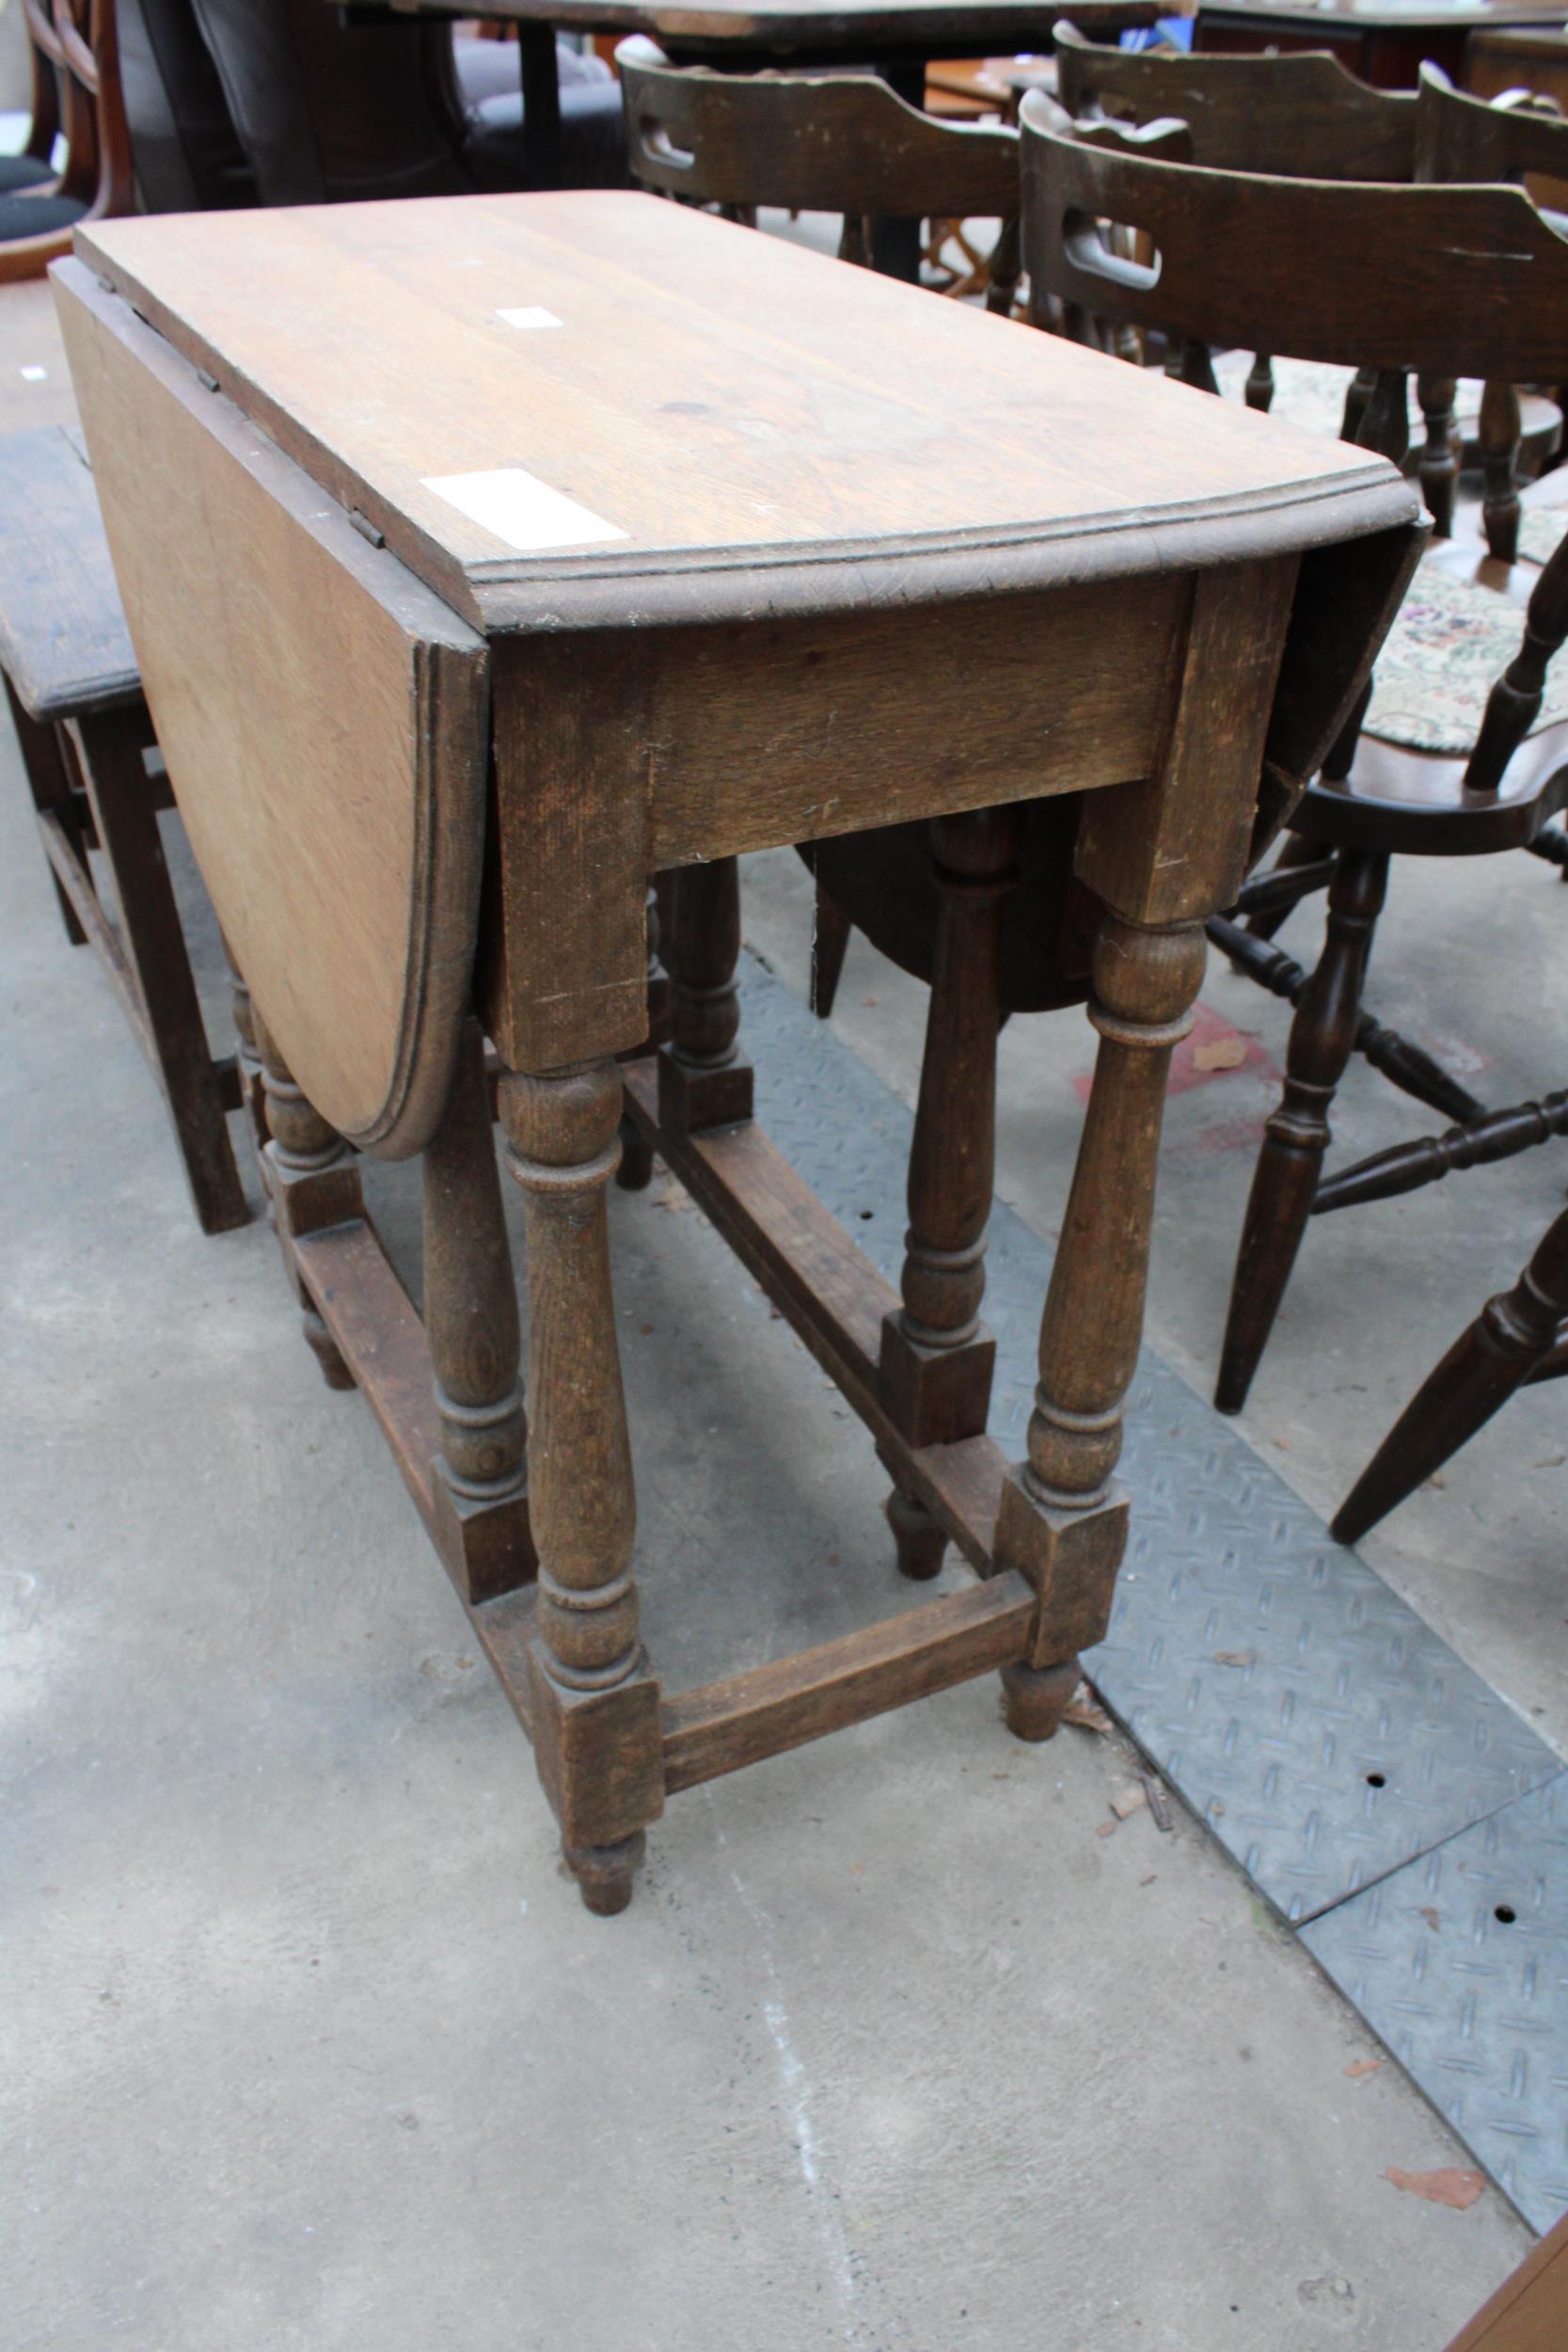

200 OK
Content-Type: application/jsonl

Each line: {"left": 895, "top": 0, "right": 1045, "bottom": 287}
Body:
{"left": 1302, "top": 1774, "right": 1568, "bottom": 2233}
{"left": 738, "top": 956, "right": 1562, "bottom": 1926}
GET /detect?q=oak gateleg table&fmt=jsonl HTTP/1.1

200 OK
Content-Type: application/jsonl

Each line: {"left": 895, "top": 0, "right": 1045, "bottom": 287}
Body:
{"left": 55, "top": 191, "right": 1420, "bottom": 1912}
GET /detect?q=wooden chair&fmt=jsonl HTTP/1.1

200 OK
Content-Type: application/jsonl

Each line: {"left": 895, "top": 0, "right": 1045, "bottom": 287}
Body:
{"left": 1053, "top": 25, "right": 1562, "bottom": 554}
{"left": 0, "top": 1, "right": 135, "bottom": 283}
{"left": 1016, "top": 102, "right": 1568, "bottom": 1413}
{"left": 1333, "top": 1190, "right": 1568, "bottom": 1542}
{"left": 0, "top": 425, "right": 249, "bottom": 1232}
{"left": 1054, "top": 20, "right": 1418, "bottom": 176}
{"left": 617, "top": 37, "right": 1022, "bottom": 300}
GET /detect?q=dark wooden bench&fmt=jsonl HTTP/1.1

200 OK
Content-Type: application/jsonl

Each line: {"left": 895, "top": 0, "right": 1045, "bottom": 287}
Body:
{"left": 0, "top": 423, "right": 248, "bottom": 1232}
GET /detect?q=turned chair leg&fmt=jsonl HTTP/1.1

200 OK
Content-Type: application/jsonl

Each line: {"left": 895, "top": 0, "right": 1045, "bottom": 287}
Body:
{"left": 995, "top": 915, "right": 1207, "bottom": 1738}
{"left": 1417, "top": 374, "right": 1459, "bottom": 540}
{"left": 658, "top": 855, "right": 753, "bottom": 1135}
{"left": 1216, "top": 847, "right": 1389, "bottom": 1415}
{"left": 983, "top": 213, "right": 1022, "bottom": 318}
{"left": 879, "top": 806, "right": 1020, "bottom": 1578}
{"left": 424, "top": 1016, "right": 533, "bottom": 1604}
{"left": 1242, "top": 827, "right": 1321, "bottom": 943}
{"left": 501, "top": 1060, "right": 663, "bottom": 1915}
{"left": 1334, "top": 1202, "right": 1568, "bottom": 1545}
{"left": 810, "top": 879, "right": 852, "bottom": 1020}
{"left": 254, "top": 1008, "right": 361, "bottom": 1390}
{"left": 1480, "top": 379, "right": 1522, "bottom": 567}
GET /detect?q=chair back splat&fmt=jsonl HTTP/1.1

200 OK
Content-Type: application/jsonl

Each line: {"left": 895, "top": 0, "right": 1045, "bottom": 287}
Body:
{"left": 1022, "top": 98, "right": 1568, "bottom": 385}
{"left": 618, "top": 37, "right": 1020, "bottom": 300}
{"left": 1053, "top": 20, "right": 1418, "bottom": 180}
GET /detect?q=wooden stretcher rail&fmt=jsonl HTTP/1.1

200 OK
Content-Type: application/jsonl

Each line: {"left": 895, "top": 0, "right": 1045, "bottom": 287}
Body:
{"left": 620, "top": 1057, "right": 1010, "bottom": 1574}
{"left": 660, "top": 1571, "right": 1037, "bottom": 1793}
{"left": 276, "top": 1066, "right": 1034, "bottom": 1804}
{"left": 292, "top": 1216, "right": 441, "bottom": 1524}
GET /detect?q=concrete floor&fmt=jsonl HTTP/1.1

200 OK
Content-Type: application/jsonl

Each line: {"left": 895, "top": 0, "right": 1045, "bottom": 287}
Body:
{"left": 2, "top": 238, "right": 1560, "bottom": 2352}
{"left": 4, "top": 771, "right": 1553, "bottom": 2352}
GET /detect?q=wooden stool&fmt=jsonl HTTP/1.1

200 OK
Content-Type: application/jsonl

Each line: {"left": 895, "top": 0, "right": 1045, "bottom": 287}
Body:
{"left": 0, "top": 423, "right": 247, "bottom": 1232}
{"left": 58, "top": 191, "right": 1418, "bottom": 1912}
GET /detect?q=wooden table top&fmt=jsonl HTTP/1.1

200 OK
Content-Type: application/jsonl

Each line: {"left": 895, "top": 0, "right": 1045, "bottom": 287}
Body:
{"left": 75, "top": 192, "right": 1410, "bottom": 635}
{"left": 1195, "top": 0, "right": 1567, "bottom": 26}
{"left": 383, "top": 0, "right": 1156, "bottom": 54}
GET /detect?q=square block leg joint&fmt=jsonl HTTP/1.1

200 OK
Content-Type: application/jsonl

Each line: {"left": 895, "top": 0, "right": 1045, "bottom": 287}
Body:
{"left": 879, "top": 1310, "right": 996, "bottom": 1449}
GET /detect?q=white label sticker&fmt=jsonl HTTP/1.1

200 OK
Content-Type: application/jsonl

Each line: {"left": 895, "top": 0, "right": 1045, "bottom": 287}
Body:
{"left": 422, "top": 468, "right": 626, "bottom": 553}
{"left": 496, "top": 306, "right": 562, "bottom": 332}
{"left": 19, "top": 364, "right": 46, "bottom": 382}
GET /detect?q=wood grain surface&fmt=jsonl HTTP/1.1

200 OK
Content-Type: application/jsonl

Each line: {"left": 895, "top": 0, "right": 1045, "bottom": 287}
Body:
{"left": 1196, "top": 0, "right": 1568, "bottom": 26}
{"left": 54, "top": 258, "right": 490, "bottom": 1158}
{"left": 74, "top": 190, "right": 1410, "bottom": 634}
{"left": 1443, "top": 2209, "right": 1568, "bottom": 2351}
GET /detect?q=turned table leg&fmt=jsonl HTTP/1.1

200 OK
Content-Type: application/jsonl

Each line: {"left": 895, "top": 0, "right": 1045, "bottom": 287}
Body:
{"left": 254, "top": 1008, "right": 362, "bottom": 1389}
{"left": 879, "top": 804, "right": 1020, "bottom": 1578}
{"left": 657, "top": 855, "right": 753, "bottom": 1136}
{"left": 617, "top": 883, "right": 667, "bottom": 1192}
{"left": 501, "top": 1058, "right": 663, "bottom": 1915}
{"left": 996, "top": 914, "right": 1206, "bottom": 1739}
{"left": 222, "top": 934, "right": 271, "bottom": 1160}
{"left": 423, "top": 1016, "right": 533, "bottom": 1604}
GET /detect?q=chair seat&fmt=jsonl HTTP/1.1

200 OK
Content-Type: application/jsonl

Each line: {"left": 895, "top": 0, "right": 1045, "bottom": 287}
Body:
{"left": 0, "top": 425, "right": 140, "bottom": 722}
{"left": 1363, "top": 554, "right": 1568, "bottom": 755}
{"left": 464, "top": 81, "right": 629, "bottom": 192}
{"left": 0, "top": 153, "right": 55, "bottom": 194}
{"left": 0, "top": 190, "right": 86, "bottom": 243}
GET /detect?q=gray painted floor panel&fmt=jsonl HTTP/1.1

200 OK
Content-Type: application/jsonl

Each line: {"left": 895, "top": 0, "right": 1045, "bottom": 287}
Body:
{"left": 1303, "top": 1775, "right": 1568, "bottom": 2234}
{"left": 740, "top": 950, "right": 1567, "bottom": 2230}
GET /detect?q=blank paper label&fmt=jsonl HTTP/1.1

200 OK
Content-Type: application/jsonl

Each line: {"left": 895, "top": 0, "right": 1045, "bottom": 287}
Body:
{"left": 422, "top": 468, "right": 626, "bottom": 553}
{"left": 496, "top": 306, "right": 562, "bottom": 331}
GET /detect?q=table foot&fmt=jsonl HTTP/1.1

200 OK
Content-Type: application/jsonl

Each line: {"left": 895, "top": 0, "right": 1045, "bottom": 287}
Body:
{"left": 303, "top": 1305, "right": 355, "bottom": 1391}
{"left": 1000, "top": 1657, "right": 1078, "bottom": 1743}
{"left": 884, "top": 1482, "right": 948, "bottom": 1581}
{"left": 565, "top": 1831, "right": 646, "bottom": 1916}
{"left": 616, "top": 1113, "right": 656, "bottom": 1190}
